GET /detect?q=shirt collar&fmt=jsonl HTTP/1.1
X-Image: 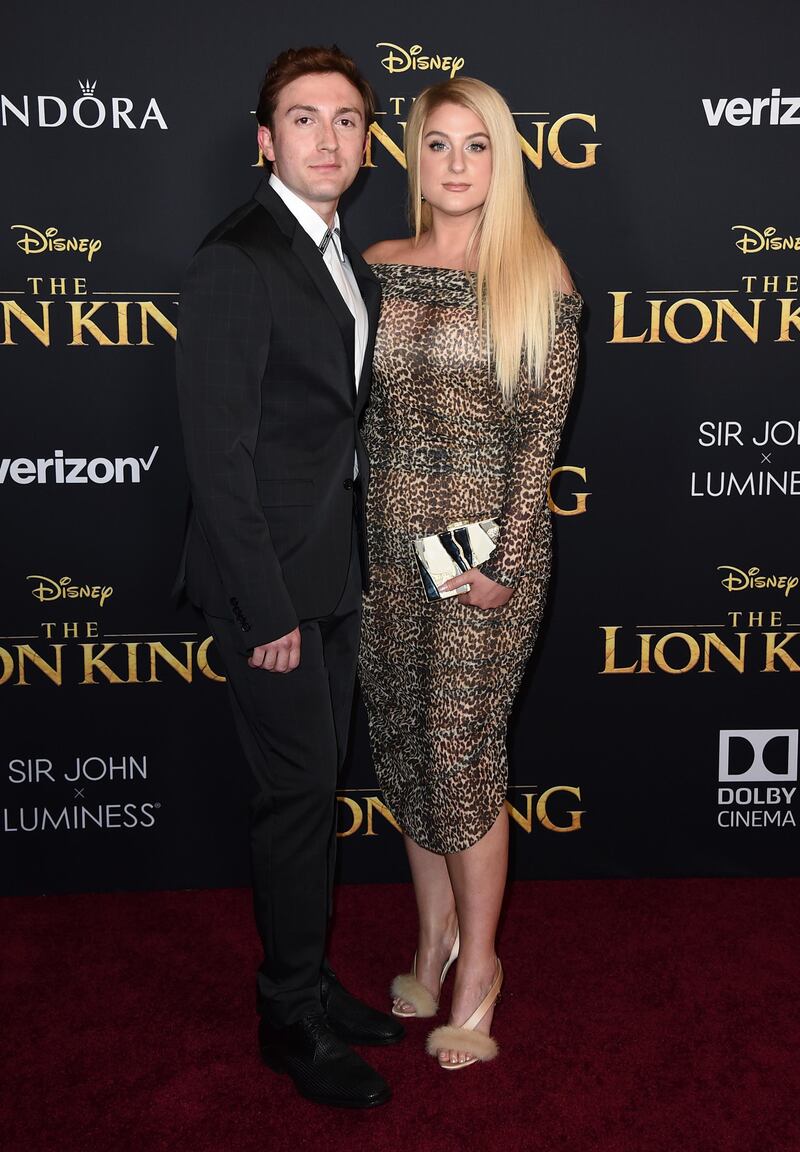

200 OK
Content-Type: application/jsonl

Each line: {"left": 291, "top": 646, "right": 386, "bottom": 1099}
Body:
{"left": 269, "top": 173, "right": 341, "bottom": 252}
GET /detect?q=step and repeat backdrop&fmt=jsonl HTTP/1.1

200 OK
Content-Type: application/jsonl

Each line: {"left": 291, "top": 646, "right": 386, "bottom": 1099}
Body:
{"left": 2, "top": 0, "right": 797, "bottom": 894}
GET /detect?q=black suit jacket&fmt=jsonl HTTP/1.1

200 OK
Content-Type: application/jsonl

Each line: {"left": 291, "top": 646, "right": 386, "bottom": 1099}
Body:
{"left": 176, "top": 179, "right": 380, "bottom": 651}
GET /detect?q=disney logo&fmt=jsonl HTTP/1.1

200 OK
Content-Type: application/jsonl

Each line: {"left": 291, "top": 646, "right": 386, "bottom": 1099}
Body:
{"left": 377, "top": 43, "right": 465, "bottom": 78}
{"left": 28, "top": 575, "right": 113, "bottom": 606}
{"left": 11, "top": 224, "right": 102, "bottom": 262}
{"left": 718, "top": 565, "right": 798, "bottom": 598}
{"left": 731, "top": 225, "right": 800, "bottom": 254}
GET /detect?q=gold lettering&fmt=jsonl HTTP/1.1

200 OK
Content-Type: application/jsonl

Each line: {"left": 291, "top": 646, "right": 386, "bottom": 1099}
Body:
{"left": 15, "top": 644, "right": 63, "bottom": 686}
{"left": 647, "top": 298, "right": 664, "bottom": 343}
{"left": 80, "top": 642, "right": 126, "bottom": 685}
{"left": 639, "top": 633, "right": 653, "bottom": 674}
{"left": 364, "top": 120, "right": 406, "bottom": 169}
{"left": 599, "top": 626, "right": 640, "bottom": 673}
{"left": 137, "top": 301, "right": 176, "bottom": 344}
{"left": 197, "top": 635, "right": 226, "bottom": 682}
{"left": 763, "top": 632, "right": 800, "bottom": 672}
{"left": 0, "top": 646, "right": 15, "bottom": 686}
{"left": 505, "top": 792, "right": 535, "bottom": 832}
{"left": 653, "top": 632, "right": 701, "bottom": 674}
{"left": 517, "top": 121, "right": 547, "bottom": 169}
{"left": 1, "top": 300, "right": 51, "bottom": 346}
{"left": 663, "top": 300, "right": 713, "bottom": 344}
{"left": 365, "top": 795, "right": 401, "bottom": 835}
{"left": 68, "top": 300, "right": 119, "bottom": 346}
{"left": 711, "top": 298, "right": 762, "bottom": 343}
{"left": 701, "top": 632, "right": 747, "bottom": 673}
{"left": 336, "top": 795, "right": 363, "bottom": 837}
{"left": 537, "top": 786, "right": 584, "bottom": 832}
{"left": 777, "top": 298, "right": 800, "bottom": 342}
{"left": 148, "top": 642, "right": 194, "bottom": 683}
{"left": 608, "top": 291, "right": 649, "bottom": 343}
{"left": 547, "top": 113, "right": 599, "bottom": 169}
{"left": 548, "top": 465, "right": 590, "bottom": 515}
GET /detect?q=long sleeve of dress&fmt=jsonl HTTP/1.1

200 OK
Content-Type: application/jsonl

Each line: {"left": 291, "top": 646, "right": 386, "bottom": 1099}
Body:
{"left": 480, "top": 295, "right": 581, "bottom": 588}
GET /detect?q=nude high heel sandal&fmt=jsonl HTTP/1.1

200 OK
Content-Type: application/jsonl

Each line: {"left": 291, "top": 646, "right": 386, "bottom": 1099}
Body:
{"left": 390, "top": 931, "right": 460, "bottom": 1019}
{"left": 425, "top": 958, "right": 503, "bottom": 1069}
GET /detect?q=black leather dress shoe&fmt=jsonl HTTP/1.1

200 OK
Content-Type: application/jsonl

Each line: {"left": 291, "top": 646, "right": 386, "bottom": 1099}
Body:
{"left": 320, "top": 966, "right": 405, "bottom": 1046}
{"left": 259, "top": 1013, "right": 391, "bottom": 1108}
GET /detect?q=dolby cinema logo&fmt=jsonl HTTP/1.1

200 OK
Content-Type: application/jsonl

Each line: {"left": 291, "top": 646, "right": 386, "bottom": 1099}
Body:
{"left": 1, "top": 80, "right": 168, "bottom": 130}
{"left": 717, "top": 729, "right": 797, "bottom": 830}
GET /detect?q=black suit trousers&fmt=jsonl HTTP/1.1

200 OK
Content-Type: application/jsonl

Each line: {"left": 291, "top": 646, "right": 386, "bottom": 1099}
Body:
{"left": 204, "top": 518, "right": 362, "bottom": 1027}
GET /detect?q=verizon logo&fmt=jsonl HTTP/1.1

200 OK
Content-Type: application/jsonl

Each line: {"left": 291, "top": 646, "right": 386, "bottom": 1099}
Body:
{"left": 0, "top": 447, "right": 159, "bottom": 485}
{"left": 702, "top": 89, "right": 800, "bottom": 126}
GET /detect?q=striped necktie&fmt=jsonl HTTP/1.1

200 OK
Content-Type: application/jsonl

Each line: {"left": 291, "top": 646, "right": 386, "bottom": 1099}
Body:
{"left": 318, "top": 226, "right": 342, "bottom": 260}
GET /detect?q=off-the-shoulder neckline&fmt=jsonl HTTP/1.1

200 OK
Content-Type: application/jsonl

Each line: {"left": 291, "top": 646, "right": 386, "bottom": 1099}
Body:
{"left": 369, "top": 262, "right": 580, "bottom": 298}
{"left": 369, "top": 261, "right": 475, "bottom": 273}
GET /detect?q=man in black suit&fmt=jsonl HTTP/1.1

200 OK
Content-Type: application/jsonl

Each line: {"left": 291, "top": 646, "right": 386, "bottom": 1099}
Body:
{"left": 176, "top": 46, "right": 401, "bottom": 1108}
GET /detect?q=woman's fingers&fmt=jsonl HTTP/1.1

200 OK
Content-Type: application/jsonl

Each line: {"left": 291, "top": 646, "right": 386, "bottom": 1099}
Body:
{"left": 438, "top": 567, "right": 479, "bottom": 593}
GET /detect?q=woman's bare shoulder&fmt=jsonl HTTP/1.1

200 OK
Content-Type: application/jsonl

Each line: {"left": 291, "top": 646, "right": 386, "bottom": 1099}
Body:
{"left": 362, "top": 237, "right": 415, "bottom": 265}
{"left": 555, "top": 255, "right": 576, "bottom": 295}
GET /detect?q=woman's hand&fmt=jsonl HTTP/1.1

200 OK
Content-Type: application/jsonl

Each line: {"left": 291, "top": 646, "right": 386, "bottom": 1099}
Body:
{"left": 438, "top": 569, "right": 514, "bottom": 609}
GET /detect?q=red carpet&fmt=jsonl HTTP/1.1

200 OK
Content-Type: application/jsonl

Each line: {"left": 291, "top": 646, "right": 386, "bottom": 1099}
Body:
{"left": 3, "top": 879, "right": 799, "bottom": 1152}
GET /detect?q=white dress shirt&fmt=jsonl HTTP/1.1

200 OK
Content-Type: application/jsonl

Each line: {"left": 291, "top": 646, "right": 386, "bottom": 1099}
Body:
{"left": 269, "top": 173, "right": 368, "bottom": 391}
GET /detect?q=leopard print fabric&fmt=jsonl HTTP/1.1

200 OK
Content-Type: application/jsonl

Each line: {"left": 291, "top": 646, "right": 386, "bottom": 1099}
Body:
{"left": 358, "top": 264, "right": 581, "bottom": 853}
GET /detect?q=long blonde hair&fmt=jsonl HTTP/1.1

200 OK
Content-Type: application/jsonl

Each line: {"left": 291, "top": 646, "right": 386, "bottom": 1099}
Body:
{"left": 405, "top": 77, "right": 561, "bottom": 403}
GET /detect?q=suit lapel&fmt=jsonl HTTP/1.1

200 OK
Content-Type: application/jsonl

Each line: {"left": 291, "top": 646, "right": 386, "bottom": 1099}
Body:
{"left": 254, "top": 179, "right": 381, "bottom": 412}
{"left": 341, "top": 233, "right": 381, "bottom": 416}
{"left": 290, "top": 228, "right": 356, "bottom": 382}
{"left": 254, "top": 180, "right": 356, "bottom": 382}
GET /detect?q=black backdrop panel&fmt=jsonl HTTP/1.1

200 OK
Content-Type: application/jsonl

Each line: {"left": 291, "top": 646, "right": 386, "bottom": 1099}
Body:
{"left": 2, "top": 0, "right": 797, "bottom": 894}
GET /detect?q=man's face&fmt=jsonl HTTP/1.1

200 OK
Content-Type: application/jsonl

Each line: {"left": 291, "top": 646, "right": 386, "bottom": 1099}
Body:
{"left": 258, "top": 71, "right": 367, "bottom": 219}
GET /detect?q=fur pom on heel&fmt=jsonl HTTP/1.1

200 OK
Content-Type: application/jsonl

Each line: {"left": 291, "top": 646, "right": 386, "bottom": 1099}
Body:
{"left": 390, "top": 934, "right": 460, "bottom": 1018}
{"left": 390, "top": 972, "right": 438, "bottom": 1018}
{"left": 425, "top": 1024, "right": 498, "bottom": 1062}
{"left": 426, "top": 958, "right": 503, "bottom": 1070}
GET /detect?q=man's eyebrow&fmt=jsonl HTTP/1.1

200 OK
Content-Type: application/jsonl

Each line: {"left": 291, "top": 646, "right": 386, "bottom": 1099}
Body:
{"left": 283, "top": 104, "right": 363, "bottom": 119}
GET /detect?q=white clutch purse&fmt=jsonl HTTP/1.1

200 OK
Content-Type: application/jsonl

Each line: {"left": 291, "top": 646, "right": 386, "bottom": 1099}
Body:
{"left": 412, "top": 518, "right": 500, "bottom": 601}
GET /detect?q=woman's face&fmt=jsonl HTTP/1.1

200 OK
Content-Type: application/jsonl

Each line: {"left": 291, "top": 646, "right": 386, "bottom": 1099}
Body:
{"left": 418, "top": 101, "right": 492, "bottom": 220}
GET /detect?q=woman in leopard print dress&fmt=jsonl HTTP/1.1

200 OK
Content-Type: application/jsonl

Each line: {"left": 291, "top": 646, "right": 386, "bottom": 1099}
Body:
{"left": 359, "top": 78, "right": 581, "bottom": 1069}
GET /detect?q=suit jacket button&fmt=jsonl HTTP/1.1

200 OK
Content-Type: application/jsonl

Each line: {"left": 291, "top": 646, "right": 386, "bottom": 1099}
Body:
{"left": 343, "top": 478, "right": 353, "bottom": 491}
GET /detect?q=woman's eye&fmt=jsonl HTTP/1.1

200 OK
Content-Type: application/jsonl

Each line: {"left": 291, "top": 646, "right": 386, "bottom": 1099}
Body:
{"left": 467, "top": 141, "right": 487, "bottom": 152}
{"left": 429, "top": 140, "right": 447, "bottom": 151}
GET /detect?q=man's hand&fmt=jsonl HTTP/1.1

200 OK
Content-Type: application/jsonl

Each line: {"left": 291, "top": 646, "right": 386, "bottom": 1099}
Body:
{"left": 438, "top": 569, "right": 514, "bottom": 610}
{"left": 248, "top": 627, "right": 301, "bottom": 673}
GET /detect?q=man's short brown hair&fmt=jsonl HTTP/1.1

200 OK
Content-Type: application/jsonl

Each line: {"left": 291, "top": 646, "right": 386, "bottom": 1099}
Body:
{"left": 257, "top": 45, "right": 376, "bottom": 131}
